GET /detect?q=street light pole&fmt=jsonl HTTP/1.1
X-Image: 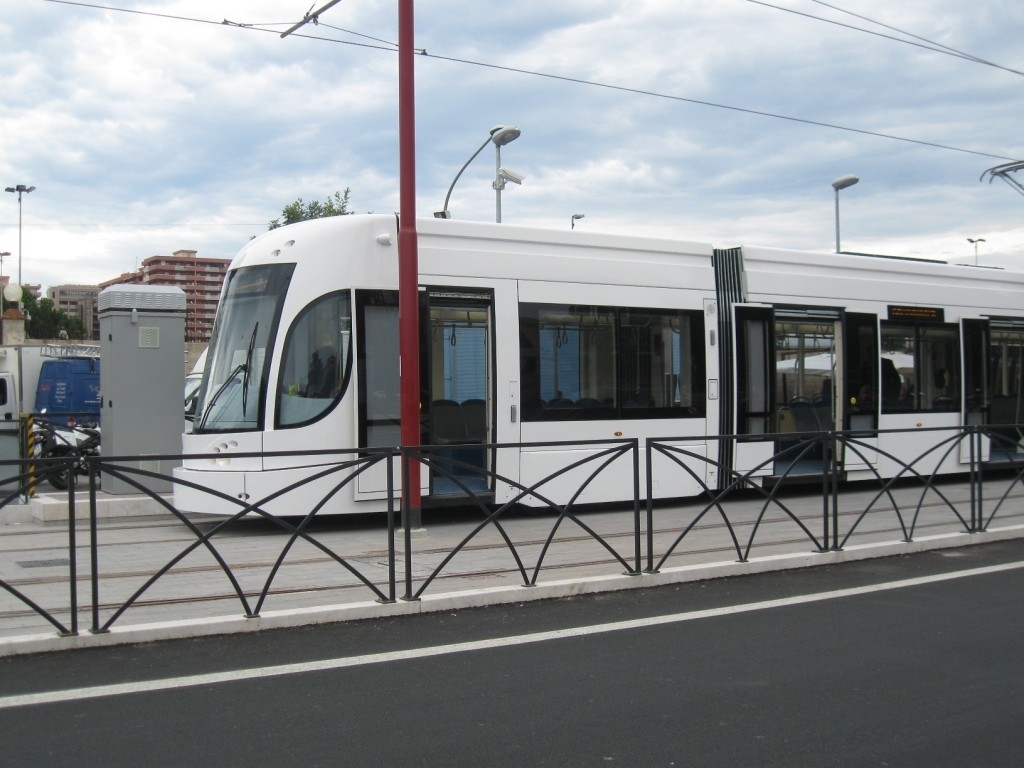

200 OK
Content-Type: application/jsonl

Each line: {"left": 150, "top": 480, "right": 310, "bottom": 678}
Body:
{"left": 967, "top": 237, "right": 986, "bottom": 266}
{"left": 831, "top": 175, "right": 858, "bottom": 254}
{"left": 491, "top": 130, "right": 523, "bottom": 223}
{"left": 571, "top": 213, "right": 585, "bottom": 229}
{"left": 436, "top": 126, "right": 521, "bottom": 221}
{"left": 397, "top": 0, "right": 421, "bottom": 528}
{"left": 5, "top": 184, "right": 35, "bottom": 305}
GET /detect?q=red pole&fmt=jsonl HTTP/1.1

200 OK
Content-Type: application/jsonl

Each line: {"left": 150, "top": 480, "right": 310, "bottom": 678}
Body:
{"left": 398, "top": 0, "right": 421, "bottom": 527}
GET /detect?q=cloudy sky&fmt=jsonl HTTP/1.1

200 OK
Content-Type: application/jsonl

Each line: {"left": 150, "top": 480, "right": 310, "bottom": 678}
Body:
{"left": 2, "top": 0, "right": 1022, "bottom": 292}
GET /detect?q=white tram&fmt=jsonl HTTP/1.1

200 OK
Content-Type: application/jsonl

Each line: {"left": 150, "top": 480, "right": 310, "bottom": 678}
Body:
{"left": 174, "top": 214, "right": 1024, "bottom": 515}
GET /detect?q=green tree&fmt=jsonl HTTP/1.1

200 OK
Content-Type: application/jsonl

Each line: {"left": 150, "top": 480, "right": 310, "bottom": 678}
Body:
{"left": 2, "top": 289, "right": 86, "bottom": 340}
{"left": 27, "top": 297, "right": 63, "bottom": 339}
{"left": 269, "top": 188, "right": 352, "bottom": 230}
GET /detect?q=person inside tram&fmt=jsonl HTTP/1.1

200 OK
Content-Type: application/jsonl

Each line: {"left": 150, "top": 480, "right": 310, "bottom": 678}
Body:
{"left": 932, "top": 368, "right": 955, "bottom": 411}
{"left": 306, "top": 346, "right": 339, "bottom": 398}
{"left": 881, "top": 357, "right": 902, "bottom": 408}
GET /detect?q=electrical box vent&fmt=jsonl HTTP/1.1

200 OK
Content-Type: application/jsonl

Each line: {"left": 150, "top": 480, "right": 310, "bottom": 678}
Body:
{"left": 139, "top": 327, "right": 160, "bottom": 348}
{"left": 98, "top": 285, "right": 186, "bottom": 313}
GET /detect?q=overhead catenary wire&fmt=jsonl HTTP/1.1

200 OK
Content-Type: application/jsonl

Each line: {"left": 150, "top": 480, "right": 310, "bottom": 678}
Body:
{"left": 747, "top": 0, "right": 1024, "bottom": 78}
{"left": 38, "top": 0, "right": 1018, "bottom": 162}
{"left": 806, "top": 0, "right": 1024, "bottom": 77}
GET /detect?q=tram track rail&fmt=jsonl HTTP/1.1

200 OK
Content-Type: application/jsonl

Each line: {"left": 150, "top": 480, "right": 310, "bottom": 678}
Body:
{"left": 6, "top": 483, "right": 1024, "bottom": 590}
{"left": 3, "top": 507, "right": 1021, "bottom": 633}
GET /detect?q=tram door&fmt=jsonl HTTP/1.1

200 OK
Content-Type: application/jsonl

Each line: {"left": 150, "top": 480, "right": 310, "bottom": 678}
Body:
{"left": 773, "top": 310, "right": 845, "bottom": 474}
{"left": 735, "top": 306, "right": 846, "bottom": 476}
{"left": 967, "top": 318, "right": 1024, "bottom": 463}
{"left": 420, "top": 289, "right": 494, "bottom": 497}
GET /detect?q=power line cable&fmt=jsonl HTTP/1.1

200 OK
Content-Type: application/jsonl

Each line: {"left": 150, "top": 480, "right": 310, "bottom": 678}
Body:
{"left": 39, "top": 0, "right": 1017, "bottom": 162}
{"left": 419, "top": 50, "right": 1013, "bottom": 161}
{"left": 748, "top": 0, "right": 1024, "bottom": 78}
{"left": 807, "top": 0, "right": 1010, "bottom": 67}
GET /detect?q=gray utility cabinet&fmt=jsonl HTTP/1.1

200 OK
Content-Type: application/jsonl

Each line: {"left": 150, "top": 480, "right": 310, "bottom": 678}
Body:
{"left": 99, "top": 285, "right": 186, "bottom": 494}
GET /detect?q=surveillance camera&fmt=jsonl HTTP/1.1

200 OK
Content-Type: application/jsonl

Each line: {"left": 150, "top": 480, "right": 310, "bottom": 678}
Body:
{"left": 498, "top": 168, "right": 525, "bottom": 185}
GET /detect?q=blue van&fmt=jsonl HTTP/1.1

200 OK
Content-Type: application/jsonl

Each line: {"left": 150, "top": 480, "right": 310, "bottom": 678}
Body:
{"left": 34, "top": 357, "right": 101, "bottom": 422}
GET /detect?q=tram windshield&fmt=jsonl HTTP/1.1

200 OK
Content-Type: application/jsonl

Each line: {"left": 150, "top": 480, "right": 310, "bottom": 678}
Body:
{"left": 194, "top": 264, "right": 294, "bottom": 432}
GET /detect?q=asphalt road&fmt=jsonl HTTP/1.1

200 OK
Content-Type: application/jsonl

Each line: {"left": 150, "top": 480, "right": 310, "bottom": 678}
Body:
{"left": 2, "top": 539, "right": 1024, "bottom": 767}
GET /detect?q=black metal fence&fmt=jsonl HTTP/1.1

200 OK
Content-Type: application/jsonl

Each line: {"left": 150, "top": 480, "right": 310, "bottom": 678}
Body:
{"left": 1, "top": 424, "right": 1022, "bottom": 641}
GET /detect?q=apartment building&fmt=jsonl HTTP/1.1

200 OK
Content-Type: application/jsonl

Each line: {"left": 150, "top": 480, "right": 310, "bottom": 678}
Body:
{"left": 48, "top": 284, "right": 100, "bottom": 340}
{"left": 99, "top": 249, "right": 230, "bottom": 342}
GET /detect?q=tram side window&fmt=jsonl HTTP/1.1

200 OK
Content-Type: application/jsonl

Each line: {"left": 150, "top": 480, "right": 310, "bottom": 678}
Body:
{"left": 880, "top": 322, "right": 960, "bottom": 413}
{"left": 356, "top": 290, "right": 401, "bottom": 448}
{"left": 519, "top": 303, "right": 705, "bottom": 421}
{"left": 277, "top": 291, "right": 352, "bottom": 427}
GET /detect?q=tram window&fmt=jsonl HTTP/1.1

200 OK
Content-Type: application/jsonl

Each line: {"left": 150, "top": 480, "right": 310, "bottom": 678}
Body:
{"left": 356, "top": 291, "right": 401, "bottom": 448}
{"left": 880, "top": 321, "right": 960, "bottom": 413}
{"left": 519, "top": 303, "right": 705, "bottom": 421}
{"left": 277, "top": 291, "right": 352, "bottom": 428}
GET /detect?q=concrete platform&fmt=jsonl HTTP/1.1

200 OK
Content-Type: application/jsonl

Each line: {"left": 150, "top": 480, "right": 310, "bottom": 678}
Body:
{"left": 0, "top": 492, "right": 171, "bottom": 524}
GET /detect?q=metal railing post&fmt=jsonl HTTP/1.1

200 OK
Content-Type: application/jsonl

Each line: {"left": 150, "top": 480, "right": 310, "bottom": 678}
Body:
{"left": 401, "top": 447, "right": 416, "bottom": 602}
{"left": 830, "top": 431, "right": 841, "bottom": 550}
{"left": 644, "top": 439, "right": 654, "bottom": 573}
{"left": 386, "top": 449, "right": 397, "bottom": 603}
{"left": 630, "top": 439, "right": 641, "bottom": 575}
{"left": 968, "top": 426, "right": 982, "bottom": 533}
{"left": 975, "top": 427, "right": 985, "bottom": 532}
{"left": 89, "top": 464, "right": 102, "bottom": 633}
{"left": 64, "top": 461, "right": 79, "bottom": 636}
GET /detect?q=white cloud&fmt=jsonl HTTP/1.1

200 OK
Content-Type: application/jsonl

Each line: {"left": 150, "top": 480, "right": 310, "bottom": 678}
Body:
{"left": 1, "top": 0, "right": 1022, "bottom": 292}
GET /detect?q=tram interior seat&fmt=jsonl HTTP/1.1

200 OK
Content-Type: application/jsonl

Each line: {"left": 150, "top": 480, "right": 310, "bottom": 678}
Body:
{"left": 430, "top": 399, "right": 486, "bottom": 482}
{"left": 461, "top": 398, "right": 487, "bottom": 441}
{"left": 624, "top": 390, "right": 656, "bottom": 408}
{"left": 787, "top": 398, "right": 822, "bottom": 432}
{"left": 431, "top": 400, "right": 468, "bottom": 444}
{"left": 575, "top": 397, "right": 602, "bottom": 409}
{"left": 991, "top": 397, "right": 1020, "bottom": 426}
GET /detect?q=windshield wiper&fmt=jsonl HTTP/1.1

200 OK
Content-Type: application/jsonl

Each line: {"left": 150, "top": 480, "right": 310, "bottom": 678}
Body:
{"left": 196, "top": 324, "right": 260, "bottom": 431}
{"left": 242, "top": 323, "right": 258, "bottom": 417}
{"left": 197, "top": 363, "right": 246, "bottom": 431}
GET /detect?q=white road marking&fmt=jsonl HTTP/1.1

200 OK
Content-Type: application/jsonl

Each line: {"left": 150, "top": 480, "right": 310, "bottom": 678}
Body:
{"left": 2, "top": 560, "right": 1022, "bottom": 710}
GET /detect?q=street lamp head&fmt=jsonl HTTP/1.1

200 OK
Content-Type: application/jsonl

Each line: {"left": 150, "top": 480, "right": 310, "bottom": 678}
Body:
{"left": 489, "top": 125, "right": 521, "bottom": 147}
{"left": 967, "top": 238, "right": 986, "bottom": 245}
{"left": 831, "top": 175, "right": 859, "bottom": 191}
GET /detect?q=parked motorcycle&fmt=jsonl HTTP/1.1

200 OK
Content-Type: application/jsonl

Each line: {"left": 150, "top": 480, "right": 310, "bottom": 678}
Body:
{"left": 33, "top": 416, "right": 102, "bottom": 491}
